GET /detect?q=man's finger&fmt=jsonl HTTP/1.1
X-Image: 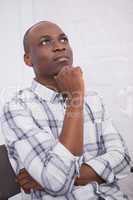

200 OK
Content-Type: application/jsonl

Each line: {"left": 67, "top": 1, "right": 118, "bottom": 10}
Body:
{"left": 55, "top": 65, "right": 72, "bottom": 79}
{"left": 16, "top": 170, "right": 34, "bottom": 182}
{"left": 17, "top": 178, "right": 31, "bottom": 187}
{"left": 22, "top": 186, "right": 31, "bottom": 194}
{"left": 21, "top": 181, "right": 44, "bottom": 192}
{"left": 16, "top": 174, "right": 31, "bottom": 183}
{"left": 16, "top": 168, "right": 45, "bottom": 191}
{"left": 16, "top": 176, "right": 44, "bottom": 191}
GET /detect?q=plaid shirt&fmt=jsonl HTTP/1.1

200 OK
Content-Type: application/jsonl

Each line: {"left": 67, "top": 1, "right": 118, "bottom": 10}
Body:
{"left": 1, "top": 80, "right": 131, "bottom": 200}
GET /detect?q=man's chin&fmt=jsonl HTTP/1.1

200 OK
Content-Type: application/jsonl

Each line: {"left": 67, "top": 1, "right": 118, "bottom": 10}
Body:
{"left": 54, "top": 64, "right": 72, "bottom": 75}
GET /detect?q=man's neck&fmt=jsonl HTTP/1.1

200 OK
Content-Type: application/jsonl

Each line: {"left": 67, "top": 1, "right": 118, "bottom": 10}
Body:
{"left": 34, "top": 76, "right": 58, "bottom": 92}
{"left": 34, "top": 76, "right": 67, "bottom": 102}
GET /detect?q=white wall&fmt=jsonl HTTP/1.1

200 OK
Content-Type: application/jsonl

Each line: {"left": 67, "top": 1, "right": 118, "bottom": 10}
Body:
{"left": 0, "top": 0, "right": 133, "bottom": 198}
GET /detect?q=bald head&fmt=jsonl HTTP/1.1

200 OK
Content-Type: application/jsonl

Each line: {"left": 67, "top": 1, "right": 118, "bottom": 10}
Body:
{"left": 23, "top": 21, "right": 59, "bottom": 53}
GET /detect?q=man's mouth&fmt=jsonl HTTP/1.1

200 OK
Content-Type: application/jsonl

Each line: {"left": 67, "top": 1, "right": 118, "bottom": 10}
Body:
{"left": 53, "top": 55, "right": 71, "bottom": 76}
{"left": 54, "top": 55, "right": 69, "bottom": 62}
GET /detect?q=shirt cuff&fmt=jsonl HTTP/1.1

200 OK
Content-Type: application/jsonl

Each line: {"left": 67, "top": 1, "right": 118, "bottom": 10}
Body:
{"left": 85, "top": 157, "right": 115, "bottom": 183}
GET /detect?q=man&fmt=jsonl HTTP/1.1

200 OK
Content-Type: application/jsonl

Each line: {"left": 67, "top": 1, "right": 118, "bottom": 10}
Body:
{"left": 1, "top": 21, "right": 131, "bottom": 199}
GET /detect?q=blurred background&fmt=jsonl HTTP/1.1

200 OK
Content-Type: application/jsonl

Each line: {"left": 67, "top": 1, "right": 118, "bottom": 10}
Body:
{"left": 0, "top": 0, "right": 133, "bottom": 199}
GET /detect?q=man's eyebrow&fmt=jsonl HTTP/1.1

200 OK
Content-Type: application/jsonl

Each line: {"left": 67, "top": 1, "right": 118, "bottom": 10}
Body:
{"left": 39, "top": 33, "right": 67, "bottom": 40}
{"left": 39, "top": 35, "right": 51, "bottom": 41}
{"left": 39, "top": 33, "right": 67, "bottom": 41}
{"left": 59, "top": 33, "right": 67, "bottom": 37}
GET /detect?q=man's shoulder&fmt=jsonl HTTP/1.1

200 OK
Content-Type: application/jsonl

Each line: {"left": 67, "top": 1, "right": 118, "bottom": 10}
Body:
{"left": 85, "top": 90, "right": 103, "bottom": 112}
{"left": 85, "top": 90, "right": 102, "bottom": 101}
{"left": 15, "top": 87, "right": 35, "bottom": 101}
{"left": 3, "top": 87, "right": 34, "bottom": 108}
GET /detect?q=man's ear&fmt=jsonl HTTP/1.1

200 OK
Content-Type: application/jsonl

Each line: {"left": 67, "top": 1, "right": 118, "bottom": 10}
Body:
{"left": 24, "top": 53, "right": 33, "bottom": 67}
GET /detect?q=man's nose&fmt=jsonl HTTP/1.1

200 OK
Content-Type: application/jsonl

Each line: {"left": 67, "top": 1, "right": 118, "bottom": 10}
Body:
{"left": 52, "top": 41, "right": 66, "bottom": 52}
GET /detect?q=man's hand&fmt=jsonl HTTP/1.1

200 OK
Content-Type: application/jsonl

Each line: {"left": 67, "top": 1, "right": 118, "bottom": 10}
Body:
{"left": 74, "top": 164, "right": 105, "bottom": 186}
{"left": 54, "top": 66, "right": 84, "bottom": 99}
{"left": 16, "top": 168, "right": 44, "bottom": 193}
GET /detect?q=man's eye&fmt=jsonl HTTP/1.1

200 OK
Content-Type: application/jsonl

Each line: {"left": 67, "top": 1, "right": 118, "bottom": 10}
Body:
{"left": 60, "top": 37, "right": 68, "bottom": 43}
{"left": 41, "top": 39, "right": 50, "bottom": 45}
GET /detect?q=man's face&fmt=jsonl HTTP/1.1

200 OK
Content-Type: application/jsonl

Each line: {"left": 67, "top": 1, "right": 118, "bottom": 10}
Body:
{"left": 26, "top": 22, "right": 73, "bottom": 79}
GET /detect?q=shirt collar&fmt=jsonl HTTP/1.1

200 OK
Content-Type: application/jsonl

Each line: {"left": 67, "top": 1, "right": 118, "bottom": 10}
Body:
{"left": 31, "top": 79, "right": 64, "bottom": 103}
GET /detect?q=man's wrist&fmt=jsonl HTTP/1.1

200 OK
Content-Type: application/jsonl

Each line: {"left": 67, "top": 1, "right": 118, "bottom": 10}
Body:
{"left": 67, "top": 92, "right": 84, "bottom": 107}
{"left": 66, "top": 100, "right": 84, "bottom": 119}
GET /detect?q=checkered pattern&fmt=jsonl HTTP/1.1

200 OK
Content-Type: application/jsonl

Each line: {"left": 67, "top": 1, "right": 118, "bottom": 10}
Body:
{"left": 1, "top": 80, "right": 131, "bottom": 199}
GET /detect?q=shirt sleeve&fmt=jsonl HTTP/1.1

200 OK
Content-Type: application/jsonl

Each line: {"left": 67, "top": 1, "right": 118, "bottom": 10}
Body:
{"left": 84, "top": 96, "right": 131, "bottom": 184}
{"left": 1, "top": 99, "right": 82, "bottom": 196}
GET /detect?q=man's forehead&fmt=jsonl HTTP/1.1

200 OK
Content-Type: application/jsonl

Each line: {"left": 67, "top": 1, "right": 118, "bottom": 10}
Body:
{"left": 29, "top": 22, "right": 64, "bottom": 39}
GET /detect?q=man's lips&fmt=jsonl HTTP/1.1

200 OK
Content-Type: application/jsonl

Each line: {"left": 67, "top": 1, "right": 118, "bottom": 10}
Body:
{"left": 53, "top": 55, "right": 69, "bottom": 62}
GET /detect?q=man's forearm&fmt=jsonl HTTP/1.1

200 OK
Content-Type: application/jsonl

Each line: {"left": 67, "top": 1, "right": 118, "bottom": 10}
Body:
{"left": 74, "top": 164, "right": 105, "bottom": 185}
{"left": 59, "top": 95, "right": 84, "bottom": 156}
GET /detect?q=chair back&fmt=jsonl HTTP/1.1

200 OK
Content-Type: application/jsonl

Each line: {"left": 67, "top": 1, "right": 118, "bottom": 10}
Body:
{"left": 0, "top": 145, "right": 20, "bottom": 200}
